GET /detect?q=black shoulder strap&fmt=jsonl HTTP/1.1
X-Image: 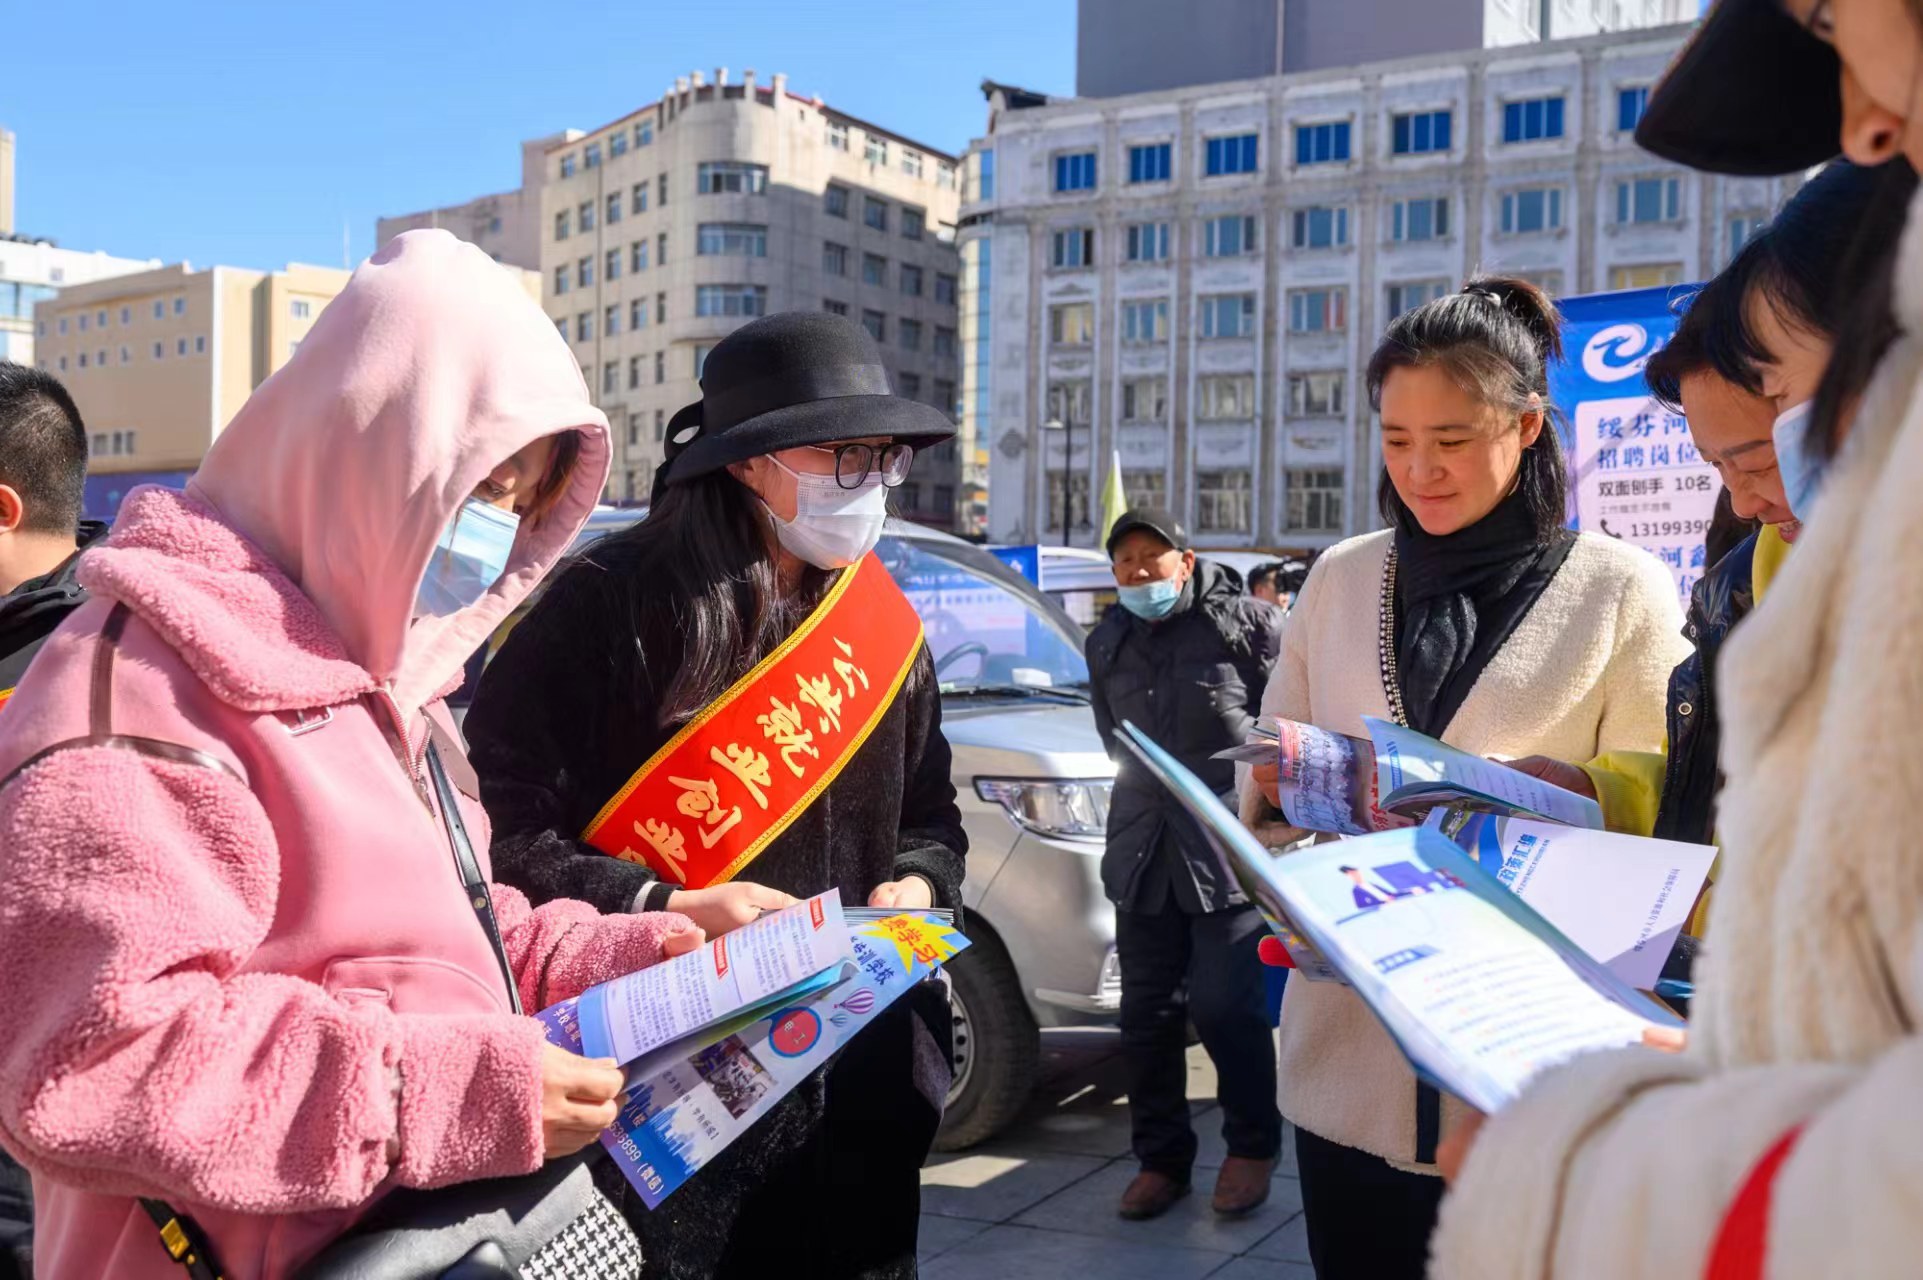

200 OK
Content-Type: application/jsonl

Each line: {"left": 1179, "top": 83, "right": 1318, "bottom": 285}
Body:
{"left": 139, "top": 1197, "right": 225, "bottom": 1280}
{"left": 426, "top": 741, "right": 523, "bottom": 1015}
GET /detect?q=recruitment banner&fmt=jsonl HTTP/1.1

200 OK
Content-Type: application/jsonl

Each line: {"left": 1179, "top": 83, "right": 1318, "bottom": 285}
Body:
{"left": 1548, "top": 287, "right": 1720, "bottom": 606}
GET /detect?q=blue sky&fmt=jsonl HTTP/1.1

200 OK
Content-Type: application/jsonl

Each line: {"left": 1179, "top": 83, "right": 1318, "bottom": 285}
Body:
{"left": 7, "top": 0, "right": 1075, "bottom": 272}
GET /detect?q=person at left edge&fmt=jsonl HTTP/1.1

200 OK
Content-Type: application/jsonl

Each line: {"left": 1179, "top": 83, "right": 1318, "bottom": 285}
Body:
{"left": 466, "top": 309, "right": 967, "bottom": 1280}
{"left": 1085, "top": 507, "right": 1285, "bottom": 1223}
{"left": 0, "top": 362, "right": 103, "bottom": 1280}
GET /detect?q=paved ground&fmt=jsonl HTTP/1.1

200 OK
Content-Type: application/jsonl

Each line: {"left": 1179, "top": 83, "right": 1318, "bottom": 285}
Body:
{"left": 917, "top": 1030, "right": 1310, "bottom": 1279}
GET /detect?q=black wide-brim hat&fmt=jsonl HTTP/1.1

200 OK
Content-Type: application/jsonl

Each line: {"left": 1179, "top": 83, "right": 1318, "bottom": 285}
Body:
{"left": 660, "top": 310, "right": 957, "bottom": 487}
{"left": 1635, "top": 0, "right": 1841, "bottom": 176}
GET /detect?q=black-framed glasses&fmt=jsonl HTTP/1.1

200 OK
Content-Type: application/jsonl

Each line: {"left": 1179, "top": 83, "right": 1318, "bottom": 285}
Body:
{"left": 806, "top": 442, "right": 916, "bottom": 489}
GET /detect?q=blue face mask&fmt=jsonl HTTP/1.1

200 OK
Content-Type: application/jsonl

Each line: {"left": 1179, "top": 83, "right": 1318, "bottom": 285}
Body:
{"left": 1771, "top": 401, "right": 1826, "bottom": 521}
{"left": 415, "top": 498, "right": 521, "bottom": 619}
{"left": 1117, "top": 577, "right": 1183, "bottom": 621}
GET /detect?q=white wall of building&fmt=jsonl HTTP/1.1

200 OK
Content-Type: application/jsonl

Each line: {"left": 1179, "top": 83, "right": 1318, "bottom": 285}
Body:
{"left": 0, "top": 238, "right": 160, "bottom": 366}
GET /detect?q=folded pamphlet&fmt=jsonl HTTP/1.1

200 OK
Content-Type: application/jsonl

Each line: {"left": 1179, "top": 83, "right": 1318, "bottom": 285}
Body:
{"left": 540, "top": 891, "right": 970, "bottom": 1207}
{"left": 1215, "top": 715, "right": 1603, "bottom": 835}
{"left": 1124, "top": 721, "right": 1679, "bottom": 1113}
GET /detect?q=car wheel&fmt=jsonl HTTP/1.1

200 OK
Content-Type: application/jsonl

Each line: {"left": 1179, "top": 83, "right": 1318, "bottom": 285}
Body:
{"left": 934, "top": 926, "right": 1040, "bottom": 1152}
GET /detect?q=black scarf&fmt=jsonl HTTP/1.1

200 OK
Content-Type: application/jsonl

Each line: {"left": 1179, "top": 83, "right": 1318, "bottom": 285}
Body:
{"left": 1390, "top": 488, "right": 1573, "bottom": 738}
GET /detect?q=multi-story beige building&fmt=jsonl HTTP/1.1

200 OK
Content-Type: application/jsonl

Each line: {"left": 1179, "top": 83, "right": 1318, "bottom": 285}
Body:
{"left": 33, "top": 262, "right": 352, "bottom": 488}
{"left": 376, "top": 132, "right": 582, "bottom": 272}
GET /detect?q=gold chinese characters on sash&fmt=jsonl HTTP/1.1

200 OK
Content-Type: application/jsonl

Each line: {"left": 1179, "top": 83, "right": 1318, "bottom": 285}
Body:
{"left": 581, "top": 552, "right": 924, "bottom": 889}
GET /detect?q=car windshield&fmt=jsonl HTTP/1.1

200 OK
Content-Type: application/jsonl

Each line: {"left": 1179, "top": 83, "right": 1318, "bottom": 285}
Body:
{"left": 876, "top": 536, "right": 1090, "bottom": 696}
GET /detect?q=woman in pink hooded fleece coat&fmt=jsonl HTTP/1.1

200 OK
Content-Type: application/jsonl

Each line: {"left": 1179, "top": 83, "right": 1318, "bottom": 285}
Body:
{"left": 0, "top": 229, "right": 698, "bottom": 1280}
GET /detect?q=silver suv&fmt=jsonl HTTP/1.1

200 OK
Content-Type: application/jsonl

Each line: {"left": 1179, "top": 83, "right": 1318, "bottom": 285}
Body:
{"left": 460, "top": 512, "right": 1120, "bottom": 1151}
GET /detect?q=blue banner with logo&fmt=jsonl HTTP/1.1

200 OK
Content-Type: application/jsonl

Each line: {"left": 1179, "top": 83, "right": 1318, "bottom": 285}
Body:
{"left": 83, "top": 470, "right": 192, "bottom": 524}
{"left": 1548, "top": 287, "right": 1718, "bottom": 606}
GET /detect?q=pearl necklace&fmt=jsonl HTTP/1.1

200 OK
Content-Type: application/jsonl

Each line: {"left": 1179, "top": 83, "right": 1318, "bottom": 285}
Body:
{"left": 1378, "top": 546, "right": 1410, "bottom": 729}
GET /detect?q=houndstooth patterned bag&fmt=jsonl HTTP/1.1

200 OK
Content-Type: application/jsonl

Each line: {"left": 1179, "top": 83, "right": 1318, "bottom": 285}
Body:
{"left": 521, "top": 1192, "right": 646, "bottom": 1280}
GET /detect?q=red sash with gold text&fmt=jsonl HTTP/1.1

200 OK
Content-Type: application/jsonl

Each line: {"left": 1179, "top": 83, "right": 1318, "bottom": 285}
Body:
{"left": 582, "top": 553, "right": 924, "bottom": 889}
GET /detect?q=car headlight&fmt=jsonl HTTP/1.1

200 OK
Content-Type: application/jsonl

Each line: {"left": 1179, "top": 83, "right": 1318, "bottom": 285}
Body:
{"left": 973, "top": 777, "right": 1111, "bottom": 841}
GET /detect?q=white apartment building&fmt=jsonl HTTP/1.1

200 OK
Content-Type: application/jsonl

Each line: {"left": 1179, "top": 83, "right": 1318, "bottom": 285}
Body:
{"left": 960, "top": 22, "right": 1803, "bottom": 553}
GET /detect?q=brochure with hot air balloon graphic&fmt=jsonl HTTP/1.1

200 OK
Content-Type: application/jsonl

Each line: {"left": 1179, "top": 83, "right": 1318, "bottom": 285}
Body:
{"left": 540, "top": 901, "right": 970, "bottom": 1209}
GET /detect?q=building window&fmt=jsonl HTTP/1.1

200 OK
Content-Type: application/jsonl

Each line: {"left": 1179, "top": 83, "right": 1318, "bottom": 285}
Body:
{"left": 827, "top": 120, "right": 850, "bottom": 152}
{"left": 898, "top": 371, "right": 923, "bottom": 399}
{"left": 152, "top": 341, "right": 163, "bottom": 359}
{"left": 1196, "top": 471, "right": 1252, "bottom": 533}
{"left": 58, "top": 317, "right": 68, "bottom": 335}
{"left": 1054, "top": 151, "right": 1098, "bottom": 193}
{"left": 1128, "top": 142, "right": 1172, "bottom": 184}
{"left": 823, "top": 241, "right": 849, "bottom": 276}
{"left": 1204, "top": 133, "right": 1259, "bottom": 176}
{"left": 632, "top": 240, "right": 650, "bottom": 272}
{"left": 1288, "top": 370, "right": 1346, "bottom": 417}
{"left": 1122, "top": 469, "right": 1168, "bottom": 510}
{"left": 901, "top": 263, "right": 925, "bottom": 296}
{"left": 1288, "top": 205, "right": 1348, "bottom": 250}
{"left": 96, "top": 309, "right": 107, "bottom": 327}
{"left": 1607, "top": 262, "right": 1685, "bottom": 290}
{"left": 1046, "top": 379, "right": 1092, "bottom": 427}
{"left": 1295, "top": 121, "right": 1352, "bottom": 165}
{"left": 631, "top": 298, "right": 648, "bottom": 330}
{"left": 118, "top": 348, "right": 132, "bottom": 367}
{"left": 658, "top": 232, "right": 668, "bottom": 265}
{"left": 1616, "top": 176, "right": 1682, "bottom": 224}
{"left": 902, "top": 148, "right": 924, "bottom": 178}
{"left": 1125, "top": 221, "right": 1170, "bottom": 263}
{"left": 177, "top": 337, "right": 188, "bottom": 355}
{"left": 977, "top": 148, "right": 996, "bottom": 200}
{"left": 607, "top": 248, "right": 622, "bottom": 280}
{"left": 1197, "top": 374, "right": 1256, "bottom": 420}
{"left": 1049, "top": 303, "right": 1094, "bottom": 346}
{"left": 607, "top": 192, "right": 623, "bottom": 224}
{"left": 862, "top": 309, "right": 886, "bottom": 342}
{"left": 603, "top": 362, "right": 618, "bottom": 395}
{"left": 657, "top": 291, "right": 667, "bottom": 324}
{"left": 633, "top": 183, "right": 649, "bottom": 215}
{"left": 695, "top": 345, "right": 713, "bottom": 379}
{"left": 78, "top": 313, "right": 88, "bottom": 332}
{"left": 825, "top": 185, "right": 849, "bottom": 218}
{"left": 865, "top": 133, "right": 890, "bottom": 167}
{"left": 584, "top": 141, "right": 602, "bottom": 169}
{"left": 77, "top": 352, "right": 88, "bottom": 368}
{"left": 933, "top": 326, "right": 957, "bottom": 358}
{"left": 1288, "top": 287, "right": 1347, "bottom": 333}
{"left": 577, "top": 312, "right": 592, "bottom": 342}
{"left": 579, "top": 201, "right": 596, "bottom": 233}
{"left": 1204, "top": 214, "right": 1258, "bottom": 257}
{"left": 697, "top": 222, "right": 769, "bottom": 257}
{"left": 1500, "top": 186, "right": 1564, "bottom": 234}
{"left": 605, "top": 304, "right": 620, "bottom": 335}
{"left": 938, "top": 161, "right": 957, "bottom": 190}
{"left": 1617, "top": 86, "right": 1651, "bottom": 132}
{"left": 560, "top": 153, "right": 576, "bottom": 179}
{"left": 1391, "top": 196, "right": 1451, "bottom": 242}
{"left": 697, "top": 161, "right": 769, "bottom": 194}
{"left": 1121, "top": 376, "right": 1168, "bottom": 422}
{"left": 902, "top": 208, "right": 925, "bottom": 240}
{"left": 1199, "top": 293, "right": 1257, "bottom": 339}
{"left": 1121, "top": 298, "right": 1169, "bottom": 344}
{"left": 933, "top": 378, "right": 956, "bottom": 416}
{"left": 1046, "top": 472, "right": 1091, "bottom": 533}
{"left": 1391, "top": 110, "right": 1453, "bottom": 156}
{"left": 291, "top": 299, "right": 312, "bottom": 319}
{"left": 864, "top": 198, "right": 889, "bottom": 231}
{"left": 659, "top": 174, "right": 670, "bottom": 205}
{"left": 655, "top": 408, "right": 666, "bottom": 440}
{"left": 1286, "top": 468, "right": 1344, "bottom": 534}
{"left": 1728, "top": 211, "right": 1769, "bottom": 263}
{"left": 553, "top": 266, "right": 569, "bottom": 295}
{"left": 611, "top": 131, "right": 629, "bottom": 158}
{"left": 119, "top": 306, "right": 130, "bottom": 324}
{"left": 576, "top": 256, "right": 594, "bottom": 288}
{"left": 934, "top": 272, "right": 958, "bottom": 306}
{"left": 1386, "top": 279, "right": 1450, "bottom": 318}
{"left": 823, "top": 298, "right": 849, "bottom": 316}
{"left": 863, "top": 253, "right": 889, "bottom": 287}
{"left": 194, "top": 336, "right": 206, "bottom": 355}
{"left": 695, "top": 284, "right": 768, "bottom": 318}
{"left": 173, "top": 297, "right": 185, "bottom": 316}
{"left": 629, "top": 355, "right": 643, "bottom": 390}
{"left": 1051, "top": 227, "right": 1095, "bottom": 268}
{"left": 1502, "top": 96, "right": 1566, "bottom": 143}
{"left": 900, "top": 318, "right": 924, "bottom": 351}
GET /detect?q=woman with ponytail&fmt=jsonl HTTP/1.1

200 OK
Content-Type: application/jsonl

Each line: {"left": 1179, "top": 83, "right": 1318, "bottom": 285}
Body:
{"left": 1238, "top": 275, "right": 1687, "bottom": 1277}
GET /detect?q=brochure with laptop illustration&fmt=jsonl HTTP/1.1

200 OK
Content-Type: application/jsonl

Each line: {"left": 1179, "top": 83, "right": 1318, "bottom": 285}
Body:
{"left": 539, "top": 896, "right": 970, "bottom": 1207}
{"left": 1215, "top": 715, "right": 1604, "bottom": 835}
{"left": 1122, "top": 722, "right": 1680, "bottom": 1113}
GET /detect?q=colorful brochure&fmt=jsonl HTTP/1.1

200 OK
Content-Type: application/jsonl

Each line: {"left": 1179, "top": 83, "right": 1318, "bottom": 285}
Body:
{"left": 1123, "top": 721, "right": 1678, "bottom": 1113}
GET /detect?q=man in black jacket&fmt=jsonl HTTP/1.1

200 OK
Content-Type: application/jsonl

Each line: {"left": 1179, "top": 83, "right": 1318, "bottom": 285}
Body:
{"left": 1087, "top": 509, "right": 1284, "bottom": 1222}
{"left": 0, "top": 361, "right": 99, "bottom": 1279}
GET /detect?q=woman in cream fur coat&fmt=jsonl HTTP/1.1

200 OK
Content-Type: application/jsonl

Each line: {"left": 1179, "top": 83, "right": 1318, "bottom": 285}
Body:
{"left": 1430, "top": 2, "right": 1923, "bottom": 1276}
{"left": 1240, "top": 275, "right": 1687, "bottom": 1277}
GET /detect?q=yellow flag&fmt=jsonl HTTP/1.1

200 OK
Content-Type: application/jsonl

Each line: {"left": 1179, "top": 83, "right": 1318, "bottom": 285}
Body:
{"left": 1098, "top": 450, "right": 1128, "bottom": 547}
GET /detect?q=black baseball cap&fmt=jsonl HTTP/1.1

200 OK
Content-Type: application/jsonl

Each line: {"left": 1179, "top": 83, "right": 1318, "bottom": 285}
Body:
{"left": 1105, "top": 508, "right": 1190, "bottom": 557}
{"left": 1635, "top": 0, "right": 1841, "bottom": 177}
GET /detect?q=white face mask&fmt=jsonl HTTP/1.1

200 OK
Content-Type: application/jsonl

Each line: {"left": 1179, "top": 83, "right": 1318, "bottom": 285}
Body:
{"left": 414, "top": 498, "right": 520, "bottom": 618}
{"left": 760, "top": 454, "right": 889, "bottom": 569}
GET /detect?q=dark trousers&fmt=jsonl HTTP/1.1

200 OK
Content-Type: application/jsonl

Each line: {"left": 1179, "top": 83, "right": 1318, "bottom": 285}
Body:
{"left": 0, "top": 1151, "right": 27, "bottom": 1280}
{"left": 1294, "top": 1124, "right": 1444, "bottom": 1280}
{"left": 1117, "top": 901, "right": 1281, "bottom": 1179}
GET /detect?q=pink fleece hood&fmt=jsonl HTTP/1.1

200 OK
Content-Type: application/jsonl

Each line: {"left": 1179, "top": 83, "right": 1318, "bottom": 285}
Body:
{"left": 184, "top": 229, "right": 609, "bottom": 715}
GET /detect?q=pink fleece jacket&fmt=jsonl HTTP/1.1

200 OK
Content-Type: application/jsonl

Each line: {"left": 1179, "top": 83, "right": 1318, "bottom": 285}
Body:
{"left": 0, "top": 230, "right": 691, "bottom": 1280}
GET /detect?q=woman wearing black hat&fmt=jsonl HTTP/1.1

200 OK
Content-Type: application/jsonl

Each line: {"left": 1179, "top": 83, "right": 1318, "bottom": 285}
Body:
{"left": 465, "top": 310, "right": 966, "bottom": 1279}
